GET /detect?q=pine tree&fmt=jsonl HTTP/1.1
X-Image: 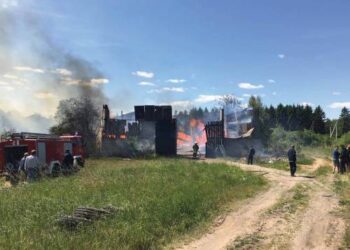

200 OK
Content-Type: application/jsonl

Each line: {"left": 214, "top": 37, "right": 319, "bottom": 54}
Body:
{"left": 312, "top": 106, "right": 326, "bottom": 134}
{"left": 339, "top": 107, "right": 350, "bottom": 135}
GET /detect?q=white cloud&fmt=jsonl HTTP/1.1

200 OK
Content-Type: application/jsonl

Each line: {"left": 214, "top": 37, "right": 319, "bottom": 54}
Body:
{"left": 300, "top": 102, "right": 315, "bottom": 107}
{"left": 147, "top": 87, "right": 185, "bottom": 94}
{"left": 2, "top": 74, "right": 27, "bottom": 86}
{"left": 0, "top": 81, "right": 14, "bottom": 91}
{"left": 332, "top": 91, "right": 341, "bottom": 96}
{"left": 238, "top": 82, "right": 264, "bottom": 89}
{"left": 242, "top": 94, "right": 251, "bottom": 98}
{"left": 278, "top": 54, "right": 286, "bottom": 59}
{"left": 34, "top": 92, "right": 56, "bottom": 99}
{"left": 14, "top": 66, "right": 45, "bottom": 74}
{"left": 3, "top": 74, "right": 18, "bottom": 80}
{"left": 132, "top": 71, "right": 154, "bottom": 79}
{"left": 90, "top": 78, "right": 109, "bottom": 85}
{"left": 138, "top": 81, "right": 156, "bottom": 86}
{"left": 268, "top": 79, "right": 276, "bottom": 83}
{"left": 166, "top": 79, "right": 186, "bottom": 84}
{"left": 329, "top": 102, "right": 350, "bottom": 109}
{"left": 162, "top": 87, "right": 184, "bottom": 92}
{"left": 272, "top": 92, "right": 277, "bottom": 96}
{"left": 54, "top": 68, "right": 72, "bottom": 76}
{"left": 1, "top": 0, "right": 18, "bottom": 8}
{"left": 194, "top": 95, "right": 222, "bottom": 103}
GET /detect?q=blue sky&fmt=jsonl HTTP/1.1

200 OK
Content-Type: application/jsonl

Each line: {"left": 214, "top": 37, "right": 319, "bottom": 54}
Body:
{"left": 1, "top": 0, "right": 350, "bottom": 119}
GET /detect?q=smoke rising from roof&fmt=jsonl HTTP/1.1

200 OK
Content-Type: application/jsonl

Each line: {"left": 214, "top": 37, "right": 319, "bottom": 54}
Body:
{"left": 0, "top": 3, "right": 108, "bottom": 132}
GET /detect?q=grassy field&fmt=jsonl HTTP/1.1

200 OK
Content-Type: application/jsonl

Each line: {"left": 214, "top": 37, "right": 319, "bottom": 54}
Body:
{"left": 0, "top": 158, "right": 267, "bottom": 250}
{"left": 256, "top": 154, "right": 314, "bottom": 172}
{"left": 334, "top": 175, "right": 350, "bottom": 249}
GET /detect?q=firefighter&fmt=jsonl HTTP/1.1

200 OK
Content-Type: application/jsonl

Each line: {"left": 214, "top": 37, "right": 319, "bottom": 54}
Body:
{"left": 332, "top": 146, "right": 340, "bottom": 174}
{"left": 339, "top": 145, "right": 347, "bottom": 174}
{"left": 193, "top": 143, "right": 199, "bottom": 158}
{"left": 62, "top": 149, "right": 74, "bottom": 175}
{"left": 288, "top": 145, "right": 297, "bottom": 177}
{"left": 247, "top": 146, "right": 255, "bottom": 165}
{"left": 24, "top": 150, "right": 41, "bottom": 182}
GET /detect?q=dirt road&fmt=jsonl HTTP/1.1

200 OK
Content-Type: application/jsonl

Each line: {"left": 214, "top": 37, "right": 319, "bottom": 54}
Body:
{"left": 176, "top": 158, "right": 345, "bottom": 250}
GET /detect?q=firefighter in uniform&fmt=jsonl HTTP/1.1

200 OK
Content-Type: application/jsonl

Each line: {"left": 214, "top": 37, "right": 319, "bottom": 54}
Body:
{"left": 247, "top": 146, "right": 255, "bottom": 165}
{"left": 193, "top": 143, "right": 199, "bottom": 158}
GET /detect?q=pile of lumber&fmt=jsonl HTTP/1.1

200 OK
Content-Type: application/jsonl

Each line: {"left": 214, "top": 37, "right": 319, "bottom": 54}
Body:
{"left": 57, "top": 205, "right": 120, "bottom": 229}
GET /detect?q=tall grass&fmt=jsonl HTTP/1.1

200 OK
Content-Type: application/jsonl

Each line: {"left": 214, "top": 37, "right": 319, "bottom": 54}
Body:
{"left": 0, "top": 158, "right": 266, "bottom": 250}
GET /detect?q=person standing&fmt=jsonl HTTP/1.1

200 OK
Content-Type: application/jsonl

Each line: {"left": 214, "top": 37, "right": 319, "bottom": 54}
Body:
{"left": 18, "top": 152, "right": 29, "bottom": 181}
{"left": 340, "top": 145, "right": 347, "bottom": 174}
{"left": 247, "top": 146, "right": 255, "bottom": 165}
{"left": 333, "top": 146, "right": 340, "bottom": 174}
{"left": 288, "top": 145, "right": 297, "bottom": 177}
{"left": 62, "top": 150, "right": 74, "bottom": 175}
{"left": 347, "top": 145, "right": 350, "bottom": 172}
{"left": 192, "top": 143, "right": 199, "bottom": 158}
{"left": 24, "top": 150, "right": 41, "bottom": 182}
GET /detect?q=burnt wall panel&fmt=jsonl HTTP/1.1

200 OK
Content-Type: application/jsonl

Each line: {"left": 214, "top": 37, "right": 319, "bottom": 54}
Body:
{"left": 134, "top": 106, "right": 145, "bottom": 120}
{"left": 155, "top": 119, "right": 177, "bottom": 156}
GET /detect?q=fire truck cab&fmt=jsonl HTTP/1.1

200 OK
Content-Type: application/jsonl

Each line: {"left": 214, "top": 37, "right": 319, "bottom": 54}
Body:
{"left": 0, "top": 132, "right": 84, "bottom": 174}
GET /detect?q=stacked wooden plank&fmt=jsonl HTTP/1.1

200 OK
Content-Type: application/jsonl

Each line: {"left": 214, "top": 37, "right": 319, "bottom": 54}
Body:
{"left": 57, "top": 205, "right": 120, "bottom": 230}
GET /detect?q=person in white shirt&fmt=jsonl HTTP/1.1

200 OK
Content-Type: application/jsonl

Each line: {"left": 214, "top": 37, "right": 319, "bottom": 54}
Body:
{"left": 24, "top": 150, "right": 41, "bottom": 182}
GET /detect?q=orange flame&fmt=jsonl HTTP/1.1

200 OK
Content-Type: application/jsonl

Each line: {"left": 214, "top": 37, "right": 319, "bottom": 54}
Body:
{"left": 177, "top": 119, "right": 207, "bottom": 146}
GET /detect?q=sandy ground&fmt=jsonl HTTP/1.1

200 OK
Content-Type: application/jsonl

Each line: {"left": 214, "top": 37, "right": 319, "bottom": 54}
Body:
{"left": 176, "top": 158, "right": 345, "bottom": 250}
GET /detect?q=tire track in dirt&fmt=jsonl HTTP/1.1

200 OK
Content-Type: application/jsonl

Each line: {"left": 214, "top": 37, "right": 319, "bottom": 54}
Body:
{"left": 175, "top": 159, "right": 345, "bottom": 250}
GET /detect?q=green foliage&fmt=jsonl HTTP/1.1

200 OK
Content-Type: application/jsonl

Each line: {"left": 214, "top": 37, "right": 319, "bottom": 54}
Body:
{"left": 50, "top": 98, "right": 99, "bottom": 154}
{"left": 338, "top": 131, "right": 350, "bottom": 147}
{"left": 268, "top": 127, "right": 329, "bottom": 155}
{"left": 0, "top": 158, "right": 267, "bottom": 250}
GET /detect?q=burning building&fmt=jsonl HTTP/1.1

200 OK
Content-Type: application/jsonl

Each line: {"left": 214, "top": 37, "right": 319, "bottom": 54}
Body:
{"left": 97, "top": 105, "right": 176, "bottom": 157}
{"left": 205, "top": 107, "right": 256, "bottom": 158}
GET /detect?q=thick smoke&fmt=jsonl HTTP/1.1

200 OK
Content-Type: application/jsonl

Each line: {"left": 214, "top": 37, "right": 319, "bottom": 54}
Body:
{"left": 0, "top": 2, "right": 108, "bottom": 133}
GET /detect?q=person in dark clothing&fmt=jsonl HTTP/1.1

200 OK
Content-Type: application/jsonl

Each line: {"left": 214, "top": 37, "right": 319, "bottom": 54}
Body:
{"left": 340, "top": 145, "right": 347, "bottom": 174}
{"left": 333, "top": 146, "right": 340, "bottom": 174}
{"left": 347, "top": 145, "right": 350, "bottom": 172}
{"left": 192, "top": 143, "right": 199, "bottom": 158}
{"left": 247, "top": 146, "right": 255, "bottom": 165}
{"left": 288, "top": 145, "right": 297, "bottom": 177}
{"left": 62, "top": 150, "right": 74, "bottom": 175}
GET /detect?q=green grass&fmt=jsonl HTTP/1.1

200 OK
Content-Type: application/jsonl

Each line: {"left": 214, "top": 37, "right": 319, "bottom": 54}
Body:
{"left": 298, "top": 154, "right": 314, "bottom": 165}
{"left": 0, "top": 158, "right": 267, "bottom": 250}
{"left": 313, "top": 165, "right": 332, "bottom": 177}
{"left": 256, "top": 154, "right": 314, "bottom": 173}
{"left": 257, "top": 159, "right": 290, "bottom": 171}
{"left": 266, "top": 184, "right": 310, "bottom": 217}
{"left": 334, "top": 175, "right": 350, "bottom": 249}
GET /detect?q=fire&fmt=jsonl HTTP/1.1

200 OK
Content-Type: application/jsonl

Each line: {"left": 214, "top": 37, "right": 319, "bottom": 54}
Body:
{"left": 177, "top": 118, "right": 207, "bottom": 146}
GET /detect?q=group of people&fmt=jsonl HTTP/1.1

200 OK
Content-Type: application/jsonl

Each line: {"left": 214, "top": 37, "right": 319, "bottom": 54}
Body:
{"left": 16, "top": 149, "right": 75, "bottom": 182}
{"left": 332, "top": 145, "right": 350, "bottom": 174}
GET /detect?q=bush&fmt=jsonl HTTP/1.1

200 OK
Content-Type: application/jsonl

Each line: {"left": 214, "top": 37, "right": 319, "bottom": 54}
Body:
{"left": 268, "top": 127, "right": 328, "bottom": 155}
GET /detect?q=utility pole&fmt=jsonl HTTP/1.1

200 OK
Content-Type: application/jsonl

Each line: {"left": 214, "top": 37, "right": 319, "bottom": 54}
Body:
{"left": 330, "top": 120, "right": 338, "bottom": 141}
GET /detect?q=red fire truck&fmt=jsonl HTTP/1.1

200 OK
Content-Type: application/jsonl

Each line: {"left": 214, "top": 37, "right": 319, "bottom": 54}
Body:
{"left": 0, "top": 132, "right": 85, "bottom": 173}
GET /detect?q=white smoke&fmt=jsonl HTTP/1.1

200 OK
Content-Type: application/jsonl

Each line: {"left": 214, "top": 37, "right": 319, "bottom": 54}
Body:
{"left": 0, "top": 1, "right": 108, "bottom": 132}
